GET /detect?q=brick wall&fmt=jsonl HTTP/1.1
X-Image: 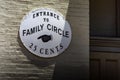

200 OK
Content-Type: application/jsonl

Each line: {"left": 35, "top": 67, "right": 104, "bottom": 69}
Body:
{"left": 0, "top": 0, "right": 89, "bottom": 80}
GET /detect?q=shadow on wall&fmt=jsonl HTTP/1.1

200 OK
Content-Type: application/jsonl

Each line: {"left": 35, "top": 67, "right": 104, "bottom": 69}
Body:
{"left": 52, "top": 0, "right": 89, "bottom": 80}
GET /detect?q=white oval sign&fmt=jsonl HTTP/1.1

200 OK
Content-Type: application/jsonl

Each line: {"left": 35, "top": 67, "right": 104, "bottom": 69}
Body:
{"left": 19, "top": 8, "right": 72, "bottom": 58}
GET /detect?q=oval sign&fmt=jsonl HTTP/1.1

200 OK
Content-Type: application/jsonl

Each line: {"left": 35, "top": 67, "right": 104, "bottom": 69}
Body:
{"left": 19, "top": 8, "right": 72, "bottom": 58}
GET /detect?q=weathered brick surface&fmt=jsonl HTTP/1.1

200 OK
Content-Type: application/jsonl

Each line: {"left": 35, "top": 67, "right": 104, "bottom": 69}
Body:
{"left": 0, "top": 0, "right": 89, "bottom": 80}
{"left": 0, "top": 0, "right": 69, "bottom": 80}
